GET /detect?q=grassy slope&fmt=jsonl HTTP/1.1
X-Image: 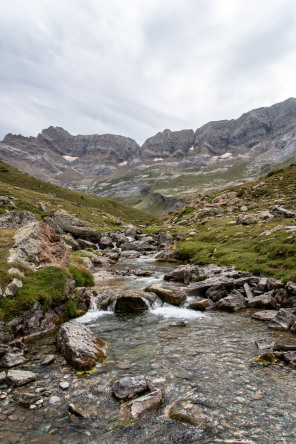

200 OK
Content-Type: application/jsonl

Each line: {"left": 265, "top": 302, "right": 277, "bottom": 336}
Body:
{"left": 0, "top": 161, "right": 158, "bottom": 227}
{"left": 0, "top": 161, "right": 159, "bottom": 321}
{"left": 164, "top": 164, "right": 296, "bottom": 281}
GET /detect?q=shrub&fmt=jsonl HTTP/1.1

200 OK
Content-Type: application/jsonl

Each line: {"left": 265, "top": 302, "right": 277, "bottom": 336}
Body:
{"left": 65, "top": 299, "right": 78, "bottom": 319}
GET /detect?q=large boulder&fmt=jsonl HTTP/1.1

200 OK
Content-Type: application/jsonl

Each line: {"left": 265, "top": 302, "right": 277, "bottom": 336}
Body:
{"left": 9, "top": 221, "right": 69, "bottom": 269}
{"left": 272, "top": 206, "right": 296, "bottom": 218}
{"left": 57, "top": 321, "right": 107, "bottom": 370}
{"left": 114, "top": 291, "right": 155, "bottom": 314}
{"left": 45, "top": 209, "right": 101, "bottom": 243}
{"left": 145, "top": 284, "right": 186, "bottom": 306}
{"left": 248, "top": 291, "right": 276, "bottom": 309}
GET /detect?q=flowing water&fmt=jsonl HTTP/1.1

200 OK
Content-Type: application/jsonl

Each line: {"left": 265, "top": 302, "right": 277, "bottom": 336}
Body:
{"left": 1, "top": 255, "right": 296, "bottom": 443}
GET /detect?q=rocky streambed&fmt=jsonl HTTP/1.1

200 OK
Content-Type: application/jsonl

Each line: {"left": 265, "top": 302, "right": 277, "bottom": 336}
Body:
{"left": 1, "top": 253, "right": 296, "bottom": 443}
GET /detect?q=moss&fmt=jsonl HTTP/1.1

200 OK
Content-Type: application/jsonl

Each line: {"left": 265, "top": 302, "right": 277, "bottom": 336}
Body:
{"left": 69, "top": 265, "right": 94, "bottom": 287}
{"left": 65, "top": 299, "right": 78, "bottom": 319}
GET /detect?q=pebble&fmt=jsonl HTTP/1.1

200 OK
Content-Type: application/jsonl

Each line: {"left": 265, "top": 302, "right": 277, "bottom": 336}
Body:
{"left": 59, "top": 382, "right": 70, "bottom": 390}
{"left": 48, "top": 396, "right": 61, "bottom": 405}
{"left": 35, "top": 387, "right": 47, "bottom": 393}
{"left": 29, "top": 405, "right": 37, "bottom": 410}
{"left": 35, "top": 399, "right": 44, "bottom": 405}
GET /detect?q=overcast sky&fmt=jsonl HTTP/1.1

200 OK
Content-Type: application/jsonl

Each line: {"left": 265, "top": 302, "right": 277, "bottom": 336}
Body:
{"left": 1, "top": 0, "right": 296, "bottom": 144}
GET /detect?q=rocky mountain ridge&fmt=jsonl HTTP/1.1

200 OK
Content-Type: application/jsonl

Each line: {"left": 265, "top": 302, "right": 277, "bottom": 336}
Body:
{"left": 1, "top": 98, "right": 296, "bottom": 212}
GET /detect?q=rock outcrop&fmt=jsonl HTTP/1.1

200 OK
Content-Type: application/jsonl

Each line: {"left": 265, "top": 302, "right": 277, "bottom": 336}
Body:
{"left": 9, "top": 221, "right": 69, "bottom": 269}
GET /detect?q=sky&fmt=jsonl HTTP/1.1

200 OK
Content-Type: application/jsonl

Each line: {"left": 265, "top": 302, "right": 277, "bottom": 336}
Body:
{"left": 1, "top": 0, "right": 296, "bottom": 145}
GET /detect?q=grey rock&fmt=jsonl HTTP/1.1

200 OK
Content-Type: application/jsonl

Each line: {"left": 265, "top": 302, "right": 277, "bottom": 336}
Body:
{"left": 145, "top": 284, "right": 186, "bottom": 306}
{"left": 49, "top": 395, "right": 61, "bottom": 405}
{"left": 255, "top": 339, "right": 276, "bottom": 350}
{"left": 0, "top": 371, "right": 6, "bottom": 383}
{"left": 4, "top": 278, "right": 23, "bottom": 297}
{"left": 114, "top": 290, "right": 154, "bottom": 314}
{"left": 57, "top": 321, "right": 107, "bottom": 370}
{"left": 68, "top": 402, "right": 89, "bottom": 418}
{"left": 99, "top": 236, "right": 114, "bottom": 249}
{"left": 252, "top": 310, "right": 278, "bottom": 321}
{"left": 0, "top": 352, "right": 25, "bottom": 368}
{"left": 0, "top": 210, "right": 36, "bottom": 229}
{"left": 217, "top": 290, "right": 246, "bottom": 312}
{"left": 248, "top": 291, "right": 276, "bottom": 309}
{"left": 42, "top": 354, "right": 56, "bottom": 365}
{"left": 59, "top": 381, "right": 70, "bottom": 390}
{"left": 112, "top": 375, "right": 151, "bottom": 399}
{"left": 14, "top": 392, "right": 40, "bottom": 407}
{"left": 119, "top": 389, "right": 162, "bottom": 421}
{"left": 272, "top": 205, "right": 296, "bottom": 218}
{"left": 268, "top": 308, "right": 296, "bottom": 330}
{"left": 6, "top": 369, "right": 36, "bottom": 386}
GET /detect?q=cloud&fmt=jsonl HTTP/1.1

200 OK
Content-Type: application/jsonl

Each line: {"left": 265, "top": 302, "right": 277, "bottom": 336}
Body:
{"left": 1, "top": 0, "right": 296, "bottom": 144}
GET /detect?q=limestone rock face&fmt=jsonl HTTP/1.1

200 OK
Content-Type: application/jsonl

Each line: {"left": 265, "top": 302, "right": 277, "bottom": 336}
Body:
{"left": 141, "top": 129, "right": 195, "bottom": 159}
{"left": 9, "top": 221, "right": 69, "bottom": 269}
{"left": 57, "top": 321, "right": 107, "bottom": 370}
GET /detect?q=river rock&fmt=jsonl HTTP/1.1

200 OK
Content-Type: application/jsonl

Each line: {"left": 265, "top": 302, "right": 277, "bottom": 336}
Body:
{"left": 69, "top": 402, "right": 89, "bottom": 418}
{"left": 112, "top": 375, "right": 152, "bottom": 399}
{"left": 13, "top": 392, "right": 40, "bottom": 407}
{"left": 217, "top": 290, "right": 246, "bottom": 312}
{"left": 255, "top": 339, "right": 276, "bottom": 350}
{"left": 42, "top": 354, "right": 56, "bottom": 365}
{"left": 57, "top": 321, "right": 107, "bottom": 370}
{"left": 0, "top": 352, "right": 25, "bottom": 368}
{"left": 206, "top": 285, "right": 228, "bottom": 302}
{"left": 268, "top": 308, "right": 296, "bottom": 331}
{"left": 0, "top": 371, "right": 6, "bottom": 383}
{"left": 119, "top": 389, "right": 162, "bottom": 421}
{"left": 187, "top": 298, "right": 210, "bottom": 311}
{"left": 252, "top": 310, "right": 278, "bottom": 322}
{"left": 76, "top": 238, "right": 97, "bottom": 250}
{"left": 6, "top": 369, "right": 36, "bottom": 386}
{"left": 114, "top": 291, "right": 154, "bottom": 314}
{"left": 145, "top": 284, "right": 186, "bottom": 306}
{"left": 99, "top": 236, "right": 114, "bottom": 249}
{"left": 9, "top": 221, "right": 69, "bottom": 269}
{"left": 165, "top": 400, "right": 205, "bottom": 427}
{"left": 248, "top": 291, "right": 276, "bottom": 309}
{"left": 187, "top": 277, "right": 235, "bottom": 297}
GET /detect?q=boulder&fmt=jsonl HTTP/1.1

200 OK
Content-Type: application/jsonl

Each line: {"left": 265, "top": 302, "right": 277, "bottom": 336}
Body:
{"left": 248, "top": 291, "right": 276, "bottom": 309}
{"left": 4, "top": 278, "right": 23, "bottom": 297}
{"left": 76, "top": 238, "right": 97, "bottom": 250}
{"left": 112, "top": 375, "right": 152, "bottom": 399}
{"left": 272, "top": 205, "right": 296, "bottom": 218}
{"left": 252, "top": 310, "right": 278, "bottom": 322}
{"left": 286, "top": 281, "right": 296, "bottom": 297}
{"left": 99, "top": 236, "right": 114, "bottom": 250}
{"left": 206, "top": 285, "right": 228, "bottom": 302}
{"left": 9, "top": 221, "right": 69, "bottom": 269}
{"left": 255, "top": 339, "right": 276, "bottom": 350}
{"left": 187, "top": 298, "right": 210, "bottom": 311}
{"left": 45, "top": 209, "right": 101, "bottom": 242}
{"left": 0, "top": 210, "right": 36, "bottom": 228}
{"left": 57, "top": 321, "right": 107, "bottom": 370}
{"left": 187, "top": 277, "right": 235, "bottom": 298}
{"left": 114, "top": 291, "right": 155, "bottom": 314}
{"left": 62, "top": 234, "right": 80, "bottom": 251}
{"left": 268, "top": 308, "right": 296, "bottom": 331}
{"left": 119, "top": 389, "right": 162, "bottom": 421}
{"left": 6, "top": 369, "right": 36, "bottom": 386}
{"left": 217, "top": 290, "right": 246, "bottom": 312}
{"left": 0, "top": 352, "right": 25, "bottom": 368}
{"left": 145, "top": 284, "right": 186, "bottom": 306}
{"left": 165, "top": 400, "right": 205, "bottom": 427}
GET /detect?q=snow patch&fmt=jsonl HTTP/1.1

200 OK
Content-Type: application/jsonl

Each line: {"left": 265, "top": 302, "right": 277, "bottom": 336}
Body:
{"left": 189, "top": 146, "right": 194, "bottom": 151}
{"left": 153, "top": 158, "right": 163, "bottom": 161}
{"left": 220, "top": 152, "right": 232, "bottom": 159}
{"left": 63, "top": 155, "right": 78, "bottom": 162}
{"left": 118, "top": 161, "right": 128, "bottom": 166}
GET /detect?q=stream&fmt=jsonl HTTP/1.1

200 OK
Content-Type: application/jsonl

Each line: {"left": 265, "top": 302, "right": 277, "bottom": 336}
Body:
{"left": 1, "top": 255, "right": 296, "bottom": 443}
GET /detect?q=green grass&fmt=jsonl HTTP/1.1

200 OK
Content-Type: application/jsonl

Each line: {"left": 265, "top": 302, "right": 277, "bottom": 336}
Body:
{"left": 69, "top": 265, "right": 94, "bottom": 287}
{"left": 0, "top": 229, "right": 16, "bottom": 289}
{"left": 0, "top": 161, "right": 159, "bottom": 227}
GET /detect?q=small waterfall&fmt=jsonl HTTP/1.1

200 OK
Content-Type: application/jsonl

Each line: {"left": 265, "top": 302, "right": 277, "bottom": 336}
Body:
{"left": 89, "top": 294, "right": 97, "bottom": 310}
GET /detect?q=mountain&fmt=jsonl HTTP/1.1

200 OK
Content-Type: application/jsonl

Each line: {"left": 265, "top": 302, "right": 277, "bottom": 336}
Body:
{"left": 1, "top": 98, "right": 296, "bottom": 213}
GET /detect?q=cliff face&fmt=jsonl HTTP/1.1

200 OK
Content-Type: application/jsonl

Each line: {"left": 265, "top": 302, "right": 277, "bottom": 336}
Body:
{"left": 0, "top": 98, "right": 296, "bottom": 193}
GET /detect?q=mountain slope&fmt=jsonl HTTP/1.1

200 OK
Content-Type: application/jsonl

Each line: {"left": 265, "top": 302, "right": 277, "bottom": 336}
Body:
{"left": 1, "top": 98, "right": 296, "bottom": 213}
